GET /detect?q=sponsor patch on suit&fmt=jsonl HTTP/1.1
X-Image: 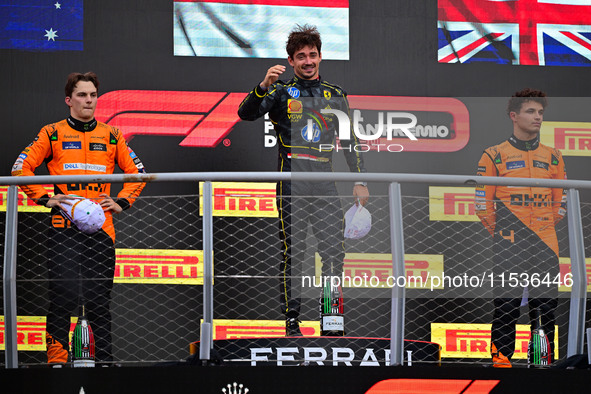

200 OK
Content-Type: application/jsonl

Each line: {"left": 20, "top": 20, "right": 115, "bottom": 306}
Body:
{"left": 506, "top": 160, "right": 525, "bottom": 170}
{"left": 89, "top": 143, "right": 107, "bottom": 152}
{"left": 533, "top": 160, "right": 549, "bottom": 171}
{"left": 62, "top": 141, "right": 82, "bottom": 150}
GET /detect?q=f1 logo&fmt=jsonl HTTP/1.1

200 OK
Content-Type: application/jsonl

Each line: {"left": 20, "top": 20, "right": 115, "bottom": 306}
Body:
{"left": 94, "top": 90, "right": 247, "bottom": 148}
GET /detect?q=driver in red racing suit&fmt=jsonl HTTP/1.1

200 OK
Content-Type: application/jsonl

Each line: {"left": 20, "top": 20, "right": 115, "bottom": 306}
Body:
{"left": 475, "top": 88, "right": 566, "bottom": 368}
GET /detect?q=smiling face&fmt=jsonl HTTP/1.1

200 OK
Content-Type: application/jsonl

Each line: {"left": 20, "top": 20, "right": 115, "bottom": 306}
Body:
{"left": 510, "top": 100, "right": 544, "bottom": 140}
{"left": 65, "top": 80, "right": 97, "bottom": 122}
{"left": 288, "top": 45, "right": 322, "bottom": 80}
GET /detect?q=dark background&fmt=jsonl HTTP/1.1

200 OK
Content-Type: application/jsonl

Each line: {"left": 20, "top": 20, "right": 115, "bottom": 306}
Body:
{"left": 1, "top": 0, "right": 591, "bottom": 184}
{"left": 1, "top": 0, "right": 590, "bottom": 366}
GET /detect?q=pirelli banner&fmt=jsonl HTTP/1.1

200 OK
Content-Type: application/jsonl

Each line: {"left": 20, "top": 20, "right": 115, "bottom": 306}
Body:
{"left": 0, "top": 317, "right": 78, "bottom": 352}
{"left": 114, "top": 249, "right": 205, "bottom": 285}
{"left": 314, "top": 253, "right": 444, "bottom": 290}
{"left": 198, "top": 182, "right": 278, "bottom": 217}
{"left": 429, "top": 186, "right": 478, "bottom": 222}
{"left": 207, "top": 319, "right": 321, "bottom": 339}
{"left": 431, "top": 322, "right": 559, "bottom": 359}
{"left": 559, "top": 257, "right": 591, "bottom": 292}
{"left": 0, "top": 182, "right": 279, "bottom": 218}
{"left": 0, "top": 185, "right": 53, "bottom": 212}
{"left": 541, "top": 121, "right": 591, "bottom": 157}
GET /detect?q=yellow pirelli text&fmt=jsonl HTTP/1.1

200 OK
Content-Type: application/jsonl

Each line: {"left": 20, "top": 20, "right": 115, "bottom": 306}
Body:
{"left": 431, "top": 322, "right": 558, "bottom": 359}
{"left": 199, "top": 182, "right": 278, "bottom": 217}
{"left": 205, "top": 319, "right": 320, "bottom": 339}
{"left": 558, "top": 257, "right": 591, "bottom": 292}
{"left": 114, "top": 249, "right": 206, "bottom": 285}
{"left": 541, "top": 121, "right": 591, "bottom": 157}
{"left": 0, "top": 185, "right": 53, "bottom": 213}
{"left": 314, "top": 253, "right": 444, "bottom": 289}
{"left": 429, "top": 186, "right": 478, "bottom": 222}
{"left": 0, "top": 316, "right": 78, "bottom": 351}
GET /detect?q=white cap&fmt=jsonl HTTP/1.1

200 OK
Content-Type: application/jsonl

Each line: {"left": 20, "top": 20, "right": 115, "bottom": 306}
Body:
{"left": 344, "top": 204, "right": 372, "bottom": 239}
{"left": 61, "top": 197, "right": 106, "bottom": 234}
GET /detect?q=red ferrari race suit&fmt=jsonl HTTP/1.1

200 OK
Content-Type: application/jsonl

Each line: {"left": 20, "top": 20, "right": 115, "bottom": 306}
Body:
{"left": 11, "top": 116, "right": 146, "bottom": 363}
{"left": 475, "top": 134, "right": 566, "bottom": 363}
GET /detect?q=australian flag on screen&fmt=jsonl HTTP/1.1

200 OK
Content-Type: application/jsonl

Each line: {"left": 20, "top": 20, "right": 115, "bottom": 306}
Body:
{"left": 0, "top": 0, "right": 83, "bottom": 51}
{"left": 438, "top": 0, "right": 591, "bottom": 66}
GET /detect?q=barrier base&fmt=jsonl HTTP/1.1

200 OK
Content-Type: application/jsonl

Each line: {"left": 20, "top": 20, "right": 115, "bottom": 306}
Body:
{"left": 2, "top": 364, "right": 590, "bottom": 393}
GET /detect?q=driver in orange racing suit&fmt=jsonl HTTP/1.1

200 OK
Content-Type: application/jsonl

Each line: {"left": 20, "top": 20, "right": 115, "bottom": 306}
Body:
{"left": 475, "top": 88, "right": 566, "bottom": 368}
{"left": 11, "top": 72, "right": 146, "bottom": 366}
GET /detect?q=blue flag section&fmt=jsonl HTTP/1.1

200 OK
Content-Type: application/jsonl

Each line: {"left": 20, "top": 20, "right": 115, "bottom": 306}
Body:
{"left": 0, "top": 0, "right": 83, "bottom": 52}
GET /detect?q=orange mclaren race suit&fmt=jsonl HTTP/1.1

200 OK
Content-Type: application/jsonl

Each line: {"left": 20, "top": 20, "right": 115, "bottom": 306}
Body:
{"left": 11, "top": 116, "right": 146, "bottom": 363}
{"left": 238, "top": 76, "right": 365, "bottom": 321}
{"left": 475, "top": 134, "right": 566, "bottom": 364}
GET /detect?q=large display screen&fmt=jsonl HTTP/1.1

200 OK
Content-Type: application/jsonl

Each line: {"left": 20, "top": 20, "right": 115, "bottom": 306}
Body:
{"left": 438, "top": 0, "right": 591, "bottom": 66}
{"left": 173, "top": 0, "right": 349, "bottom": 59}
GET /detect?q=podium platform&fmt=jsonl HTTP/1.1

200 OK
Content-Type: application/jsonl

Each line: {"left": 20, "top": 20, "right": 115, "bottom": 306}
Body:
{"left": 3, "top": 362, "right": 590, "bottom": 393}
{"left": 189, "top": 336, "right": 441, "bottom": 366}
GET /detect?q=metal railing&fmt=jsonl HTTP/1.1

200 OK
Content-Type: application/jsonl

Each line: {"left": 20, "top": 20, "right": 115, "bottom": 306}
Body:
{"left": 1, "top": 172, "right": 588, "bottom": 368}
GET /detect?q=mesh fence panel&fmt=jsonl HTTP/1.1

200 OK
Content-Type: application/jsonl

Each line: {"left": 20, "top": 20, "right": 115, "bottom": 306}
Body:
{"left": 0, "top": 187, "right": 587, "bottom": 367}
{"left": 404, "top": 194, "right": 572, "bottom": 367}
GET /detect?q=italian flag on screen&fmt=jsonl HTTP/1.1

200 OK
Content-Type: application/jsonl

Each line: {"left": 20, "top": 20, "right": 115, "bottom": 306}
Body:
{"left": 173, "top": 0, "right": 349, "bottom": 59}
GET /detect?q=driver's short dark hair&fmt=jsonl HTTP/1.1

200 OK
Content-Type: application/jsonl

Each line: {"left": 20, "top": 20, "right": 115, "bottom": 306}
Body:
{"left": 286, "top": 24, "right": 321, "bottom": 58}
{"left": 65, "top": 72, "right": 99, "bottom": 97}
{"left": 507, "top": 88, "right": 547, "bottom": 116}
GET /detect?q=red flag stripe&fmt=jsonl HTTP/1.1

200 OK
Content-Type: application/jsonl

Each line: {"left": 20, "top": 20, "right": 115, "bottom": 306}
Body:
{"left": 440, "top": 34, "right": 503, "bottom": 63}
{"left": 561, "top": 31, "right": 591, "bottom": 52}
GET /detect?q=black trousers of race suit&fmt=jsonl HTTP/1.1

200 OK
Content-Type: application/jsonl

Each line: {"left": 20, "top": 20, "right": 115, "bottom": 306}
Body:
{"left": 47, "top": 227, "right": 116, "bottom": 362}
{"left": 278, "top": 178, "right": 345, "bottom": 319}
{"left": 490, "top": 207, "right": 559, "bottom": 362}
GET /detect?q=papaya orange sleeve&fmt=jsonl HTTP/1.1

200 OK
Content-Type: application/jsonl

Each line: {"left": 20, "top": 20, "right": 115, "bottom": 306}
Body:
{"left": 475, "top": 152, "right": 496, "bottom": 237}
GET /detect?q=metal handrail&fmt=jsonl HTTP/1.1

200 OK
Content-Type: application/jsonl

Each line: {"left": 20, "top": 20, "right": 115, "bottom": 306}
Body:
{"left": 2, "top": 172, "right": 588, "bottom": 368}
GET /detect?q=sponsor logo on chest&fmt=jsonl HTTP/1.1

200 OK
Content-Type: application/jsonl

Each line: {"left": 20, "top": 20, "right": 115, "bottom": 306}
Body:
{"left": 63, "top": 163, "right": 107, "bottom": 172}
{"left": 506, "top": 160, "right": 525, "bottom": 170}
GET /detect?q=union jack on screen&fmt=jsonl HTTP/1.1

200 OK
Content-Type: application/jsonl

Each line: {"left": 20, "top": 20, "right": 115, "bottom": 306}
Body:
{"left": 438, "top": 0, "right": 591, "bottom": 66}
